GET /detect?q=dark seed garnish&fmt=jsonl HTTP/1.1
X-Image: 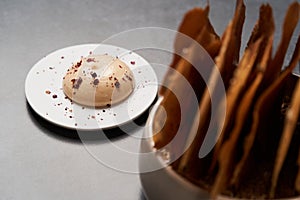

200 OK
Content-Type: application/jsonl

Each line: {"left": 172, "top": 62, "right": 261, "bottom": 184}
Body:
{"left": 93, "top": 79, "right": 99, "bottom": 85}
{"left": 73, "top": 77, "right": 83, "bottom": 89}
{"left": 114, "top": 81, "right": 120, "bottom": 88}
{"left": 91, "top": 72, "right": 97, "bottom": 78}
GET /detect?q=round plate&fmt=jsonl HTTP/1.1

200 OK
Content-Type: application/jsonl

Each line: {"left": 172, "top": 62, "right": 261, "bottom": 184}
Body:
{"left": 25, "top": 44, "right": 158, "bottom": 130}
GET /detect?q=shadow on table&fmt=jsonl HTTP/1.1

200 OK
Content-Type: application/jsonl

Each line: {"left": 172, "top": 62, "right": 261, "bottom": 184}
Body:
{"left": 26, "top": 101, "right": 150, "bottom": 144}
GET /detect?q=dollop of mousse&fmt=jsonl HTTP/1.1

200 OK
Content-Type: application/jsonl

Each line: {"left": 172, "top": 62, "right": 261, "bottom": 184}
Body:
{"left": 63, "top": 54, "right": 135, "bottom": 107}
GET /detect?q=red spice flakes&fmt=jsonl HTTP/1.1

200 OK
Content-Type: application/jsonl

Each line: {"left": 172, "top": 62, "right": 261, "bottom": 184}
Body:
{"left": 109, "top": 76, "right": 113, "bottom": 81}
{"left": 52, "top": 94, "right": 58, "bottom": 99}
{"left": 130, "top": 61, "right": 135, "bottom": 65}
{"left": 89, "top": 51, "right": 93, "bottom": 55}
{"left": 45, "top": 90, "right": 51, "bottom": 94}
{"left": 86, "top": 58, "right": 96, "bottom": 62}
{"left": 91, "top": 115, "right": 96, "bottom": 119}
{"left": 74, "top": 60, "right": 82, "bottom": 68}
{"left": 119, "top": 65, "right": 123, "bottom": 68}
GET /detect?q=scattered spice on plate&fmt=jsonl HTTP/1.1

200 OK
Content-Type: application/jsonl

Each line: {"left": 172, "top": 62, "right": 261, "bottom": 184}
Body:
{"left": 72, "top": 77, "right": 83, "bottom": 89}
{"left": 91, "top": 72, "right": 97, "bottom": 78}
{"left": 87, "top": 58, "right": 96, "bottom": 62}
{"left": 93, "top": 79, "right": 99, "bottom": 85}
{"left": 115, "top": 81, "right": 120, "bottom": 88}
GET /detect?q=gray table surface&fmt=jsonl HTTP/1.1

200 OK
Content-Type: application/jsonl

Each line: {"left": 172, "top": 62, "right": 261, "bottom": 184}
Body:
{"left": 0, "top": 0, "right": 299, "bottom": 199}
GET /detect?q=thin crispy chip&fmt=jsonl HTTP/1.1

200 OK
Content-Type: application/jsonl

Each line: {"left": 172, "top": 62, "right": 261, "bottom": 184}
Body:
{"left": 170, "top": 6, "right": 209, "bottom": 70}
{"left": 210, "top": 4, "right": 274, "bottom": 173}
{"left": 177, "top": 0, "right": 245, "bottom": 178}
{"left": 211, "top": 0, "right": 246, "bottom": 89}
{"left": 230, "top": 37, "right": 273, "bottom": 186}
{"left": 209, "top": 39, "right": 262, "bottom": 172}
{"left": 270, "top": 58, "right": 300, "bottom": 197}
{"left": 232, "top": 35, "right": 300, "bottom": 191}
{"left": 154, "top": 1, "right": 299, "bottom": 198}
{"left": 160, "top": 6, "right": 220, "bottom": 95}
{"left": 153, "top": 6, "right": 221, "bottom": 150}
{"left": 211, "top": 40, "right": 267, "bottom": 197}
{"left": 262, "top": 2, "right": 299, "bottom": 88}
{"left": 231, "top": 3, "right": 299, "bottom": 188}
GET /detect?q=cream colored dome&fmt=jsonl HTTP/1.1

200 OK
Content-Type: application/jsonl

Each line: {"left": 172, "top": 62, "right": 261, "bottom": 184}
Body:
{"left": 63, "top": 54, "right": 135, "bottom": 107}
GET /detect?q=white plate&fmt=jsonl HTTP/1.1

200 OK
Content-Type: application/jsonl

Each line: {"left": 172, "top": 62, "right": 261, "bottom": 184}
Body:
{"left": 25, "top": 44, "right": 158, "bottom": 130}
